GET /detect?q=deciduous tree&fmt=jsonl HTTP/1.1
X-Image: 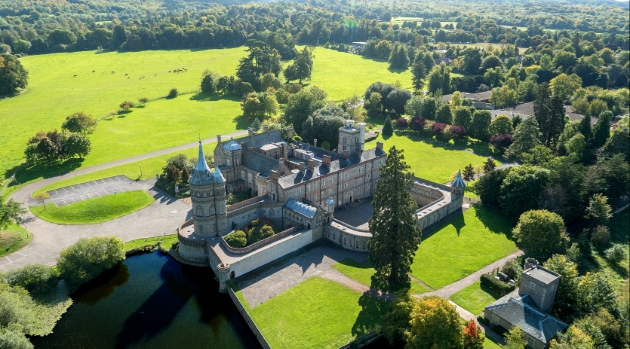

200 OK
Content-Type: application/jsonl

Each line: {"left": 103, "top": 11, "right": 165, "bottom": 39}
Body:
{"left": 406, "top": 296, "right": 462, "bottom": 349}
{"left": 513, "top": 210, "right": 569, "bottom": 260}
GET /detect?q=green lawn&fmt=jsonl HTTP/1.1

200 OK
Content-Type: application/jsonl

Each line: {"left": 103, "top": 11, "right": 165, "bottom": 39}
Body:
{"left": 3, "top": 48, "right": 247, "bottom": 180}
{"left": 33, "top": 143, "right": 215, "bottom": 195}
{"left": 235, "top": 277, "right": 387, "bottom": 349}
{"left": 450, "top": 281, "right": 500, "bottom": 316}
{"left": 30, "top": 190, "right": 155, "bottom": 224}
{"left": 3, "top": 46, "right": 432, "bottom": 183}
{"left": 333, "top": 258, "right": 430, "bottom": 294}
{"left": 0, "top": 222, "right": 32, "bottom": 257}
{"left": 465, "top": 179, "right": 479, "bottom": 199}
{"left": 366, "top": 134, "right": 495, "bottom": 184}
{"left": 410, "top": 205, "right": 518, "bottom": 289}
{"left": 123, "top": 233, "right": 178, "bottom": 252}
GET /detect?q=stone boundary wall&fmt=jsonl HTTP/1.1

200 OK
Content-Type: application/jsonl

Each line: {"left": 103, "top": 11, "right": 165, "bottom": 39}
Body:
{"left": 414, "top": 176, "right": 452, "bottom": 192}
{"left": 331, "top": 218, "right": 370, "bottom": 233}
{"left": 227, "top": 287, "right": 272, "bottom": 349}
{"left": 220, "top": 226, "right": 300, "bottom": 254}
{"left": 227, "top": 196, "right": 265, "bottom": 211}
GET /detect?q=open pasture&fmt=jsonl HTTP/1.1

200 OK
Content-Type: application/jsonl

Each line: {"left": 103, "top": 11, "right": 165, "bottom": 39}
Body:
{"left": 3, "top": 47, "right": 423, "bottom": 183}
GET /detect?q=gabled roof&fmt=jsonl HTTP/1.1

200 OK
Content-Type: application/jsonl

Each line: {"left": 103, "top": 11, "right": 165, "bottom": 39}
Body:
{"left": 485, "top": 295, "right": 568, "bottom": 344}
{"left": 284, "top": 199, "right": 317, "bottom": 218}
{"left": 241, "top": 150, "right": 279, "bottom": 177}
{"left": 277, "top": 147, "right": 386, "bottom": 189}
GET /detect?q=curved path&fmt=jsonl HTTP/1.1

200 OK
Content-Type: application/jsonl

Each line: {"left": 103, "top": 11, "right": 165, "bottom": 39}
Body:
{"left": 0, "top": 131, "right": 247, "bottom": 272}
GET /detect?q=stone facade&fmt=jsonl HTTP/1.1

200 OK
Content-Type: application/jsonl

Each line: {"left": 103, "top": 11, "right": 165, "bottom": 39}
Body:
{"left": 175, "top": 122, "right": 466, "bottom": 292}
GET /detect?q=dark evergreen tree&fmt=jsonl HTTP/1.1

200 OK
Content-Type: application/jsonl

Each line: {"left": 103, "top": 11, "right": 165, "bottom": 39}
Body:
{"left": 389, "top": 44, "right": 409, "bottom": 70}
{"left": 382, "top": 115, "right": 394, "bottom": 136}
{"left": 592, "top": 111, "right": 612, "bottom": 148}
{"left": 411, "top": 59, "right": 426, "bottom": 92}
{"left": 369, "top": 146, "right": 421, "bottom": 291}
{"left": 483, "top": 157, "right": 496, "bottom": 173}
{"left": 463, "top": 164, "right": 475, "bottom": 181}
{"left": 534, "top": 83, "right": 565, "bottom": 147}
{"left": 578, "top": 113, "right": 592, "bottom": 142}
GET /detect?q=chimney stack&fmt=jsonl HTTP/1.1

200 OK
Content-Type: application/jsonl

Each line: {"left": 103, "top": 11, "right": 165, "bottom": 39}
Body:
{"left": 263, "top": 124, "right": 269, "bottom": 133}
{"left": 322, "top": 155, "right": 331, "bottom": 167}
{"left": 314, "top": 138, "right": 318, "bottom": 148}
{"left": 308, "top": 159, "right": 314, "bottom": 171}
{"left": 285, "top": 126, "right": 294, "bottom": 139}
{"left": 217, "top": 135, "right": 222, "bottom": 144}
{"left": 299, "top": 162, "right": 305, "bottom": 172}
{"left": 271, "top": 170, "right": 278, "bottom": 180}
{"left": 376, "top": 141, "right": 384, "bottom": 151}
{"left": 343, "top": 150, "right": 349, "bottom": 159}
{"left": 248, "top": 128, "right": 255, "bottom": 138}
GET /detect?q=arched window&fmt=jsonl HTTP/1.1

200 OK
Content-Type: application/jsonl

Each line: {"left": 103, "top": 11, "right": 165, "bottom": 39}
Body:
{"left": 196, "top": 205, "right": 203, "bottom": 216}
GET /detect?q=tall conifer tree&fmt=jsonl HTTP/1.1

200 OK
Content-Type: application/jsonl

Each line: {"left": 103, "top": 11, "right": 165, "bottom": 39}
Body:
{"left": 369, "top": 146, "right": 421, "bottom": 290}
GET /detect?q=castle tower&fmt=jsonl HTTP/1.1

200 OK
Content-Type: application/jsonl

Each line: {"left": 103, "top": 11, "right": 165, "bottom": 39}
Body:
{"left": 337, "top": 120, "right": 361, "bottom": 154}
{"left": 519, "top": 265, "right": 561, "bottom": 313}
{"left": 189, "top": 142, "right": 227, "bottom": 236}
{"left": 451, "top": 170, "right": 466, "bottom": 199}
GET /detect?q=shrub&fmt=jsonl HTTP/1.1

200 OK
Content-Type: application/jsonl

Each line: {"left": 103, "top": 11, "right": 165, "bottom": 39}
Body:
{"left": 432, "top": 122, "right": 446, "bottom": 135}
{"left": 56, "top": 236, "right": 125, "bottom": 290}
{"left": 248, "top": 225, "right": 275, "bottom": 244}
{"left": 501, "top": 259, "right": 522, "bottom": 282}
{"left": 590, "top": 225, "right": 610, "bottom": 251}
{"left": 490, "top": 133, "right": 514, "bottom": 149}
{"left": 448, "top": 125, "right": 467, "bottom": 138}
{"left": 480, "top": 273, "right": 514, "bottom": 296}
{"left": 410, "top": 116, "right": 425, "bottom": 131}
{"left": 225, "top": 230, "right": 247, "bottom": 248}
{"left": 395, "top": 117, "right": 408, "bottom": 128}
{"left": 604, "top": 244, "right": 627, "bottom": 264}
{"left": 167, "top": 88, "right": 178, "bottom": 98}
{"left": 6, "top": 264, "right": 58, "bottom": 294}
{"left": 321, "top": 141, "right": 331, "bottom": 150}
{"left": 0, "top": 329, "right": 34, "bottom": 349}
{"left": 119, "top": 100, "right": 135, "bottom": 110}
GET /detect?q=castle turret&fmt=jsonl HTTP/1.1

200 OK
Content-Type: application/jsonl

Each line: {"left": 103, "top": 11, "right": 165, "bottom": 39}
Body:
{"left": 451, "top": 170, "right": 466, "bottom": 199}
{"left": 189, "top": 142, "right": 227, "bottom": 236}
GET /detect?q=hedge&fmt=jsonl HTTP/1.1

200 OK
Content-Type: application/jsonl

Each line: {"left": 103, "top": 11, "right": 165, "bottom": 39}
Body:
{"left": 480, "top": 273, "right": 514, "bottom": 296}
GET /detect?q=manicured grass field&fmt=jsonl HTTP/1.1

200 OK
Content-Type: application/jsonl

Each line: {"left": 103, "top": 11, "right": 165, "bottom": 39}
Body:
{"left": 30, "top": 190, "right": 155, "bottom": 224}
{"left": 123, "top": 233, "right": 178, "bottom": 252}
{"left": 33, "top": 143, "right": 214, "bottom": 195}
{"left": 366, "top": 134, "right": 494, "bottom": 184}
{"left": 333, "top": 258, "right": 430, "bottom": 294}
{"left": 410, "top": 205, "right": 518, "bottom": 289}
{"left": 3, "top": 46, "right": 433, "bottom": 183}
{"left": 236, "top": 277, "right": 387, "bottom": 349}
{"left": 0, "top": 223, "right": 32, "bottom": 257}
{"left": 450, "top": 281, "right": 500, "bottom": 315}
{"left": 3, "top": 48, "right": 247, "bottom": 179}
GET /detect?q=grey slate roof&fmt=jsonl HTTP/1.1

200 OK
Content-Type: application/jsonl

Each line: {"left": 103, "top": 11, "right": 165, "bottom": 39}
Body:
{"left": 525, "top": 266, "right": 560, "bottom": 284}
{"left": 485, "top": 295, "right": 568, "bottom": 344}
{"left": 189, "top": 142, "right": 224, "bottom": 185}
{"left": 241, "top": 150, "right": 279, "bottom": 177}
{"left": 277, "top": 147, "right": 386, "bottom": 189}
{"left": 284, "top": 199, "right": 317, "bottom": 218}
{"left": 223, "top": 137, "right": 242, "bottom": 151}
{"left": 235, "top": 130, "right": 284, "bottom": 149}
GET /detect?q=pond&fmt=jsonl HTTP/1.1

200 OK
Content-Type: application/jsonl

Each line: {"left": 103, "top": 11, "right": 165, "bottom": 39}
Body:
{"left": 31, "top": 252, "right": 261, "bottom": 349}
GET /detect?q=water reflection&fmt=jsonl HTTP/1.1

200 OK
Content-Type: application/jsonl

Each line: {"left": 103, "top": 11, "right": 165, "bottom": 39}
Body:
{"left": 32, "top": 252, "right": 260, "bottom": 349}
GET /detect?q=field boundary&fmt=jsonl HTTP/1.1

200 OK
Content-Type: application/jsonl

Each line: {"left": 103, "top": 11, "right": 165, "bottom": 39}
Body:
{"left": 227, "top": 287, "right": 272, "bottom": 349}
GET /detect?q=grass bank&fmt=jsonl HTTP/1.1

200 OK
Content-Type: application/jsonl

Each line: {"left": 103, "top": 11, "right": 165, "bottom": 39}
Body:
{"left": 410, "top": 205, "right": 518, "bottom": 289}
{"left": 236, "top": 276, "right": 387, "bottom": 349}
{"left": 0, "top": 223, "right": 32, "bottom": 258}
{"left": 30, "top": 190, "right": 155, "bottom": 224}
{"left": 450, "top": 281, "right": 500, "bottom": 315}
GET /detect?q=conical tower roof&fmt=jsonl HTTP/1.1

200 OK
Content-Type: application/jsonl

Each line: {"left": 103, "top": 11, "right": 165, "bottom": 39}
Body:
{"left": 452, "top": 170, "right": 466, "bottom": 188}
{"left": 189, "top": 142, "right": 216, "bottom": 186}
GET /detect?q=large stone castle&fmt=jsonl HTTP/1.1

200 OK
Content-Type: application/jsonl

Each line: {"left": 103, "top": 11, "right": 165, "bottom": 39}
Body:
{"left": 174, "top": 121, "right": 466, "bottom": 292}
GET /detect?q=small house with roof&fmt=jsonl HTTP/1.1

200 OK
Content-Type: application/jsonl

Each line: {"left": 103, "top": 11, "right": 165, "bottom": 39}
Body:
{"left": 484, "top": 262, "right": 568, "bottom": 348}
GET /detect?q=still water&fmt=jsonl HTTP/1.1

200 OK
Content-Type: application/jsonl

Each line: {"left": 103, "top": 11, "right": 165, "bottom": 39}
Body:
{"left": 31, "top": 252, "right": 261, "bottom": 349}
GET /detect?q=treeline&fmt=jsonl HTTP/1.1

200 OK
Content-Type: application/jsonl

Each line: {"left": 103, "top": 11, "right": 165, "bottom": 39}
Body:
{"left": 0, "top": 0, "right": 628, "bottom": 58}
